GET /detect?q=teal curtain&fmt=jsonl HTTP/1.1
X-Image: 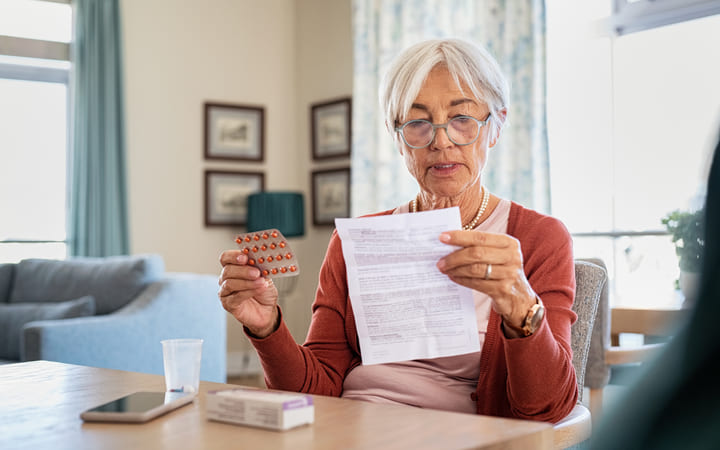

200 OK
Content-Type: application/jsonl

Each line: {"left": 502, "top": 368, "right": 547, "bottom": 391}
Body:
{"left": 69, "top": 0, "right": 129, "bottom": 256}
{"left": 352, "top": 0, "right": 549, "bottom": 215}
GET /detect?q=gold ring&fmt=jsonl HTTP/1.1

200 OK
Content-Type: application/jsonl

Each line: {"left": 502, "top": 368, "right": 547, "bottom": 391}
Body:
{"left": 484, "top": 263, "right": 492, "bottom": 280}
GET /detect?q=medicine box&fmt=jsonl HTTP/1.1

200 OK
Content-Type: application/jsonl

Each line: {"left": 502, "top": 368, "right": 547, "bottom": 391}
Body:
{"left": 206, "top": 388, "right": 314, "bottom": 431}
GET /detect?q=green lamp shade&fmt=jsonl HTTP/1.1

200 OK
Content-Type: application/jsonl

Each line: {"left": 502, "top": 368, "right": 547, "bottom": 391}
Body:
{"left": 247, "top": 192, "right": 305, "bottom": 237}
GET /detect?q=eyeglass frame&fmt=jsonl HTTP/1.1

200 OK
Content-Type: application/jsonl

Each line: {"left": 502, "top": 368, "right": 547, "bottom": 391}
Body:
{"left": 393, "top": 113, "right": 492, "bottom": 149}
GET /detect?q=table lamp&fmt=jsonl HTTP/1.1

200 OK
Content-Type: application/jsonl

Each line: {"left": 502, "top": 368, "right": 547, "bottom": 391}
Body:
{"left": 247, "top": 192, "right": 304, "bottom": 296}
{"left": 247, "top": 192, "right": 305, "bottom": 237}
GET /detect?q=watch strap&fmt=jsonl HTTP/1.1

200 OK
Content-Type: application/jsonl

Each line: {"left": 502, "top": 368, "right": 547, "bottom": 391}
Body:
{"left": 502, "top": 317, "right": 528, "bottom": 336}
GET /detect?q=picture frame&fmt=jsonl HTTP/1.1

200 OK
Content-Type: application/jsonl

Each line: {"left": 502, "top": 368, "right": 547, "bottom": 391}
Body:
{"left": 311, "top": 168, "right": 351, "bottom": 226}
{"left": 204, "top": 170, "right": 265, "bottom": 227}
{"left": 311, "top": 97, "right": 351, "bottom": 160}
{"left": 204, "top": 102, "right": 265, "bottom": 161}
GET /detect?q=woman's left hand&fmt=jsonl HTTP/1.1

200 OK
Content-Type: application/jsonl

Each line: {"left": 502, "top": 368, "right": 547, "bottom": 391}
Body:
{"left": 436, "top": 230, "right": 537, "bottom": 331}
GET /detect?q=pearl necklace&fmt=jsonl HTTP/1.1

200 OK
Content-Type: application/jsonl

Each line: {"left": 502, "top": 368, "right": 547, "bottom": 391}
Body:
{"left": 410, "top": 187, "right": 490, "bottom": 231}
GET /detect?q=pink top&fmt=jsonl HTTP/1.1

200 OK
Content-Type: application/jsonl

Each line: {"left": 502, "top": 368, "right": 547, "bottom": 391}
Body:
{"left": 341, "top": 199, "right": 512, "bottom": 413}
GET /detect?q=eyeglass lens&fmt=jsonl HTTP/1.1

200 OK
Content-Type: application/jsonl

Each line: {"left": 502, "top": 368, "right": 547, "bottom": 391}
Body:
{"left": 401, "top": 117, "right": 480, "bottom": 148}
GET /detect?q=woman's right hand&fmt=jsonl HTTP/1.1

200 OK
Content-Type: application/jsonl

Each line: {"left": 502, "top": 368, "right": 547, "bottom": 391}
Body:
{"left": 218, "top": 250, "right": 279, "bottom": 338}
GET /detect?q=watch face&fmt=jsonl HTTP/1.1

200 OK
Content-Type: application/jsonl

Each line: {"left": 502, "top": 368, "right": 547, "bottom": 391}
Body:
{"left": 530, "top": 304, "right": 545, "bottom": 331}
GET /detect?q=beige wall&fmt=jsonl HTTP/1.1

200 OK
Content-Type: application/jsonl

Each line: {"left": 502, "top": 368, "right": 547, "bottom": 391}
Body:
{"left": 290, "top": 0, "right": 354, "bottom": 344}
{"left": 121, "top": 0, "right": 352, "bottom": 369}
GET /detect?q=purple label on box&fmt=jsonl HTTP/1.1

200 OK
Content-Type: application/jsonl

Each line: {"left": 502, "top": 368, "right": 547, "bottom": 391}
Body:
{"left": 283, "top": 396, "right": 313, "bottom": 410}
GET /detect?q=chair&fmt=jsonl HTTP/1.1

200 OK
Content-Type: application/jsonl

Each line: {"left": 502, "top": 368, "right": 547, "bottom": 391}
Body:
{"left": 553, "top": 259, "right": 608, "bottom": 449}
{"left": 579, "top": 257, "right": 611, "bottom": 419}
{"left": 587, "top": 305, "right": 690, "bottom": 419}
{"left": 606, "top": 307, "right": 689, "bottom": 363}
{"left": 580, "top": 258, "right": 691, "bottom": 420}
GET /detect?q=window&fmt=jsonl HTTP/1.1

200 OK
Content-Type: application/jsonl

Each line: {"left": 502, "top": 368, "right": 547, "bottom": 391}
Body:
{"left": 547, "top": 0, "right": 720, "bottom": 308}
{"left": 609, "top": 0, "right": 720, "bottom": 35}
{"left": 0, "top": 0, "right": 72, "bottom": 263}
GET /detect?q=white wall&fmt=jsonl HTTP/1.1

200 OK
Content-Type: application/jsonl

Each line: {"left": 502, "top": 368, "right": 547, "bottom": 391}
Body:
{"left": 122, "top": 0, "right": 352, "bottom": 368}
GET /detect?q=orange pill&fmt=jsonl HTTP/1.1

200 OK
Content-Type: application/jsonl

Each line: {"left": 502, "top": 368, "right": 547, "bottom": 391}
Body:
{"left": 289, "top": 265, "right": 297, "bottom": 272}
{"left": 258, "top": 257, "right": 265, "bottom": 264}
{"left": 235, "top": 237, "right": 242, "bottom": 244}
{"left": 260, "top": 244, "right": 267, "bottom": 251}
{"left": 285, "top": 253, "right": 292, "bottom": 259}
{"left": 262, "top": 233, "right": 269, "bottom": 239}
{"left": 271, "top": 231, "right": 279, "bottom": 238}
{"left": 279, "top": 242, "right": 286, "bottom": 248}
{"left": 248, "top": 259, "right": 255, "bottom": 265}
{"left": 262, "top": 270, "right": 269, "bottom": 276}
{"left": 280, "top": 267, "right": 287, "bottom": 273}
{"left": 242, "top": 248, "right": 249, "bottom": 254}
{"left": 253, "top": 235, "right": 260, "bottom": 241}
{"left": 244, "top": 236, "right": 251, "bottom": 242}
{"left": 271, "top": 268, "right": 278, "bottom": 274}
{"left": 270, "top": 243, "right": 276, "bottom": 249}
{"left": 252, "top": 246, "right": 259, "bottom": 252}
{"left": 276, "top": 254, "right": 283, "bottom": 260}
{"left": 267, "top": 256, "right": 273, "bottom": 262}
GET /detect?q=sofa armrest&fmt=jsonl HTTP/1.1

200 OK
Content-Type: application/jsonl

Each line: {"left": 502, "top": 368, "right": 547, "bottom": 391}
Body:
{"left": 22, "top": 273, "right": 227, "bottom": 383}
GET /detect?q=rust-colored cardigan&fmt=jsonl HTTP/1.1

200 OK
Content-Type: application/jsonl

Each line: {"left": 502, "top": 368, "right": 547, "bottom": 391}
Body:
{"left": 248, "top": 202, "right": 578, "bottom": 423}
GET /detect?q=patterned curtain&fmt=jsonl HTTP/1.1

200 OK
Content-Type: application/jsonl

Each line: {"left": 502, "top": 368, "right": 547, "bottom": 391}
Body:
{"left": 69, "top": 0, "right": 129, "bottom": 256}
{"left": 351, "top": 0, "right": 549, "bottom": 215}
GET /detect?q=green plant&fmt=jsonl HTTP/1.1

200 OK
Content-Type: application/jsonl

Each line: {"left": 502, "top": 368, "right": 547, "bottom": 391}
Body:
{"left": 661, "top": 208, "right": 705, "bottom": 273}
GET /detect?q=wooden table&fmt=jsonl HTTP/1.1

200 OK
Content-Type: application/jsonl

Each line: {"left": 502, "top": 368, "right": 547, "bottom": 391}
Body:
{"left": 0, "top": 361, "right": 553, "bottom": 449}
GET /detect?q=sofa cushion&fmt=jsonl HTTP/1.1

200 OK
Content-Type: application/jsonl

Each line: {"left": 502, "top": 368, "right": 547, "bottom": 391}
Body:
{"left": 0, "top": 296, "right": 96, "bottom": 360}
{"left": 0, "top": 264, "right": 13, "bottom": 303}
{"left": 9, "top": 255, "right": 164, "bottom": 315}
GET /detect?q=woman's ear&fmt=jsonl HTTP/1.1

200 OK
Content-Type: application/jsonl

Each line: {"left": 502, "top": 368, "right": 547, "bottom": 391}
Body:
{"left": 489, "top": 108, "right": 507, "bottom": 148}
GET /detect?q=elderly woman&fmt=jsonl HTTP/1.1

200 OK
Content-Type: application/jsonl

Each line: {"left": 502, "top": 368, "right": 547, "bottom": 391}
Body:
{"left": 219, "top": 38, "right": 577, "bottom": 423}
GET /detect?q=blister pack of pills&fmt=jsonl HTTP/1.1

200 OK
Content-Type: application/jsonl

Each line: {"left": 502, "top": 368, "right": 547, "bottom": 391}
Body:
{"left": 234, "top": 229, "right": 300, "bottom": 279}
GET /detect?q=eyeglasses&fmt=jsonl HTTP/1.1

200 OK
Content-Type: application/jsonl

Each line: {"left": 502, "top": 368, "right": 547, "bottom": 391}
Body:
{"left": 394, "top": 114, "right": 492, "bottom": 149}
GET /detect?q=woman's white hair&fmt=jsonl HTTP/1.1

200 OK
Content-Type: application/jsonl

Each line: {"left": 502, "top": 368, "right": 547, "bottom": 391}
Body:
{"left": 380, "top": 38, "right": 509, "bottom": 137}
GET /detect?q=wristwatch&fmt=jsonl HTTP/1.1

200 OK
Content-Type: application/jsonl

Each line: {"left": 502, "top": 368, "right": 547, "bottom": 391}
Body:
{"left": 503, "top": 297, "right": 545, "bottom": 337}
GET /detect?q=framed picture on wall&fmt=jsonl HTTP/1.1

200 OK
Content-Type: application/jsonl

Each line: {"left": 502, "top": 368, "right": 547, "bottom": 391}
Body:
{"left": 311, "top": 97, "right": 351, "bottom": 160}
{"left": 205, "top": 170, "right": 265, "bottom": 226}
{"left": 311, "top": 167, "right": 350, "bottom": 225}
{"left": 204, "top": 102, "right": 265, "bottom": 161}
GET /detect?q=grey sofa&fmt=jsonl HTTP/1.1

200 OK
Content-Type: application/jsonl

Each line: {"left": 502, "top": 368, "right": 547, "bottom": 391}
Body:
{"left": 0, "top": 254, "right": 226, "bottom": 383}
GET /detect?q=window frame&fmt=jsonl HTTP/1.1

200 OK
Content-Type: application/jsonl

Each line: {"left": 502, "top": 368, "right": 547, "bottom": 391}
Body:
{"left": 603, "top": 0, "right": 720, "bottom": 35}
{"left": 0, "top": 0, "right": 72, "bottom": 257}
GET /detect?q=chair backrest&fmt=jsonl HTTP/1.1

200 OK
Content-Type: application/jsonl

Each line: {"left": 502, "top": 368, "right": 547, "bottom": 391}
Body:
{"left": 579, "top": 258, "right": 611, "bottom": 393}
{"left": 571, "top": 260, "right": 608, "bottom": 402}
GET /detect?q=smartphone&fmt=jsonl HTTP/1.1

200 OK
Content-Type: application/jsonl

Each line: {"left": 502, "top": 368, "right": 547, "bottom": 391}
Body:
{"left": 80, "top": 391, "right": 195, "bottom": 423}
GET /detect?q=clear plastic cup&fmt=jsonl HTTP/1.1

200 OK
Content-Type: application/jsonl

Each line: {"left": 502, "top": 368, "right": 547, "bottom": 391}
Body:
{"left": 161, "top": 339, "right": 203, "bottom": 394}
